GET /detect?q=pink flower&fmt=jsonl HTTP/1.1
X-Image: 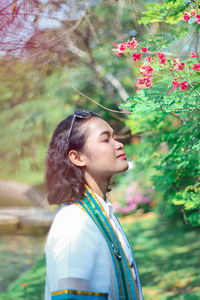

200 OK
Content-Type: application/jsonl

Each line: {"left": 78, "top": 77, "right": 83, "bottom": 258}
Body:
{"left": 121, "top": 203, "right": 137, "bottom": 214}
{"left": 157, "top": 52, "right": 166, "bottom": 64}
{"left": 173, "top": 62, "right": 185, "bottom": 71}
{"left": 144, "top": 77, "right": 152, "bottom": 88}
{"left": 172, "top": 80, "right": 179, "bottom": 89}
{"left": 196, "top": 14, "right": 200, "bottom": 24}
{"left": 127, "top": 38, "right": 138, "bottom": 50}
{"left": 157, "top": 52, "right": 166, "bottom": 59}
{"left": 142, "top": 196, "right": 151, "bottom": 203}
{"left": 180, "top": 80, "right": 188, "bottom": 91}
{"left": 183, "top": 12, "right": 190, "bottom": 22}
{"left": 146, "top": 56, "right": 153, "bottom": 63}
{"left": 140, "top": 65, "right": 154, "bottom": 76}
{"left": 112, "top": 41, "right": 128, "bottom": 56}
{"left": 132, "top": 53, "right": 142, "bottom": 62}
{"left": 119, "top": 43, "right": 126, "bottom": 51}
{"left": 138, "top": 76, "right": 152, "bottom": 87}
{"left": 167, "top": 80, "right": 179, "bottom": 93}
{"left": 125, "top": 196, "right": 134, "bottom": 204}
{"left": 160, "top": 57, "right": 166, "bottom": 64}
{"left": 141, "top": 47, "right": 148, "bottom": 52}
{"left": 111, "top": 42, "right": 118, "bottom": 48}
{"left": 134, "top": 195, "right": 144, "bottom": 203}
{"left": 191, "top": 52, "right": 197, "bottom": 58}
{"left": 125, "top": 182, "right": 138, "bottom": 194}
{"left": 113, "top": 201, "right": 121, "bottom": 212}
{"left": 138, "top": 77, "right": 146, "bottom": 85}
{"left": 190, "top": 9, "right": 196, "bottom": 17}
{"left": 117, "top": 51, "right": 123, "bottom": 56}
{"left": 193, "top": 63, "right": 200, "bottom": 71}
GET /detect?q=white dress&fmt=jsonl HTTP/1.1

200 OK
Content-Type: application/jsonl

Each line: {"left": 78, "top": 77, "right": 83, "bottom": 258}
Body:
{"left": 44, "top": 193, "right": 137, "bottom": 300}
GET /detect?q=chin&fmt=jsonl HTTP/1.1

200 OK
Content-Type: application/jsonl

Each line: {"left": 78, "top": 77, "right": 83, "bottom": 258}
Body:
{"left": 117, "top": 162, "right": 129, "bottom": 174}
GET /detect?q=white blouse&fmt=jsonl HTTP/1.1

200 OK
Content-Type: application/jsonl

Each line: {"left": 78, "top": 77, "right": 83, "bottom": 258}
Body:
{"left": 44, "top": 193, "right": 137, "bottom": 300}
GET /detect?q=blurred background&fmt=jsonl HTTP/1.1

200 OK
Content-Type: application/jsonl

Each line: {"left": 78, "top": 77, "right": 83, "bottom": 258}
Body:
{"left": 0, "top": 0, "right": 200, "bottom": 299}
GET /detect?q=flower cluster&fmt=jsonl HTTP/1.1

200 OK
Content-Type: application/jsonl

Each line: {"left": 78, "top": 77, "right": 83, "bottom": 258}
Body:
{"left": 183, "top": 7, "right": 200, "bottom": 24}
{"left": 112, "top": 182, "right": 152, "bottom": 215}
{"left": 138, "top": 64, "right": 154, "bottom": 88}
{"left": 169, "top": 80, "right": 188, "bottom": 92}
{"left": 112, "top": 38, "right": 138, "bottom": 56}
{"left": 112, "top": 37, "right": 200, "bottom": 92}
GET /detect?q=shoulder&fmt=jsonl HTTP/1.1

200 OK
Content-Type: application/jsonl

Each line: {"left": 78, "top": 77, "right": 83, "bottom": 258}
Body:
{"left": 51, "top": 204, "right": 91, "bottom": 231}
{"left": 46, "top": 203, "right": 101, "bottom": 247}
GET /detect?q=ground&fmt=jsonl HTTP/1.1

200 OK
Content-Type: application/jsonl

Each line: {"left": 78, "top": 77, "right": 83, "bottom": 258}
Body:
{"left": 0, "top": 212, "right": 200, "bottom": 299}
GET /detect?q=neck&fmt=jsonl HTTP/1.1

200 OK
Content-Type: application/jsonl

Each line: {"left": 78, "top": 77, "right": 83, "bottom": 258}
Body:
{"left": 84, "top": 172, "right": 110, "bottom": 200}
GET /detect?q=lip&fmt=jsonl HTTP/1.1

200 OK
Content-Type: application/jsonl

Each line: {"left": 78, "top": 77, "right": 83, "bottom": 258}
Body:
{"left": 116, "top": 152, "right": 127, "bottom": 160}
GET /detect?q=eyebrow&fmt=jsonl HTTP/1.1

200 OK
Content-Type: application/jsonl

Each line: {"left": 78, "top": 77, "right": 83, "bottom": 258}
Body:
{"left": 98, "top": 130, "right": 115, "bottom": 137}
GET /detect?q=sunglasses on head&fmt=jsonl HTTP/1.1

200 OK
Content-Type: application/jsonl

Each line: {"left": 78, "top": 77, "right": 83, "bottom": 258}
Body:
{"left": 67, "top": 110, "right": 92, "bottom": 141}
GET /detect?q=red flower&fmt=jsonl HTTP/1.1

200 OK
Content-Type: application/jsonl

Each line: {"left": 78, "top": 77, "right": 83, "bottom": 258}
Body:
{"left": 160, "top": 58, "right": 166, "bottom": 64}
{"left": 183, "top": 12, "right": 190, "bottom": 22}
{"left": 193, "top": 63, "right": 200, "bottom": 71}
{"left": 157, "top": 52, "right": 166, "bottom": 59}
{"left": 140, "top": 65, "right": 154, "bottom": 76}
{"left": 191, "top": 52, "right": 197, "bottom": 58}
{"left": 180, "top": 80, "right": 188, "bottom": 91}
{"left": 137, "top": 76, "right": 152, "bottom": 88}
{"left": 141, "top": 47, "right": 148, "bottom": 52}
{"left": 119, "top": 43, "right": 126, "bottom": 51}
{"left": 127, "top": 38, "right": 138, "bottom": 50}
{"left": 144, "top": 76, "right": 152, "bottom": 88}
{"left": 190, "top": 9, "right": 196, "bottom": 17}
{"left": 172, "top": 80, "right": 179, "bottom": 89}
{"left": 112, "top": 41, "right": 127, "bottom": 56}
{"left": 157, "top": 52, "right": 166, "bottom": 64}
{"left": 132, "top": 53, "right": 142, "bottom": 62}
{"left": 146, "top": 56, "right": 153, "bottom": 63}
{"left": 167, "top": 80, "right": 179, "bottom": 93}
{"left": 196, "top": 15, "right": 200, "bottom": 25}
{"left": 173, "top": 62, "right": 185, "bottom": 71}
{"left": 138, "top": 77, "right": 145, "bottom": 85}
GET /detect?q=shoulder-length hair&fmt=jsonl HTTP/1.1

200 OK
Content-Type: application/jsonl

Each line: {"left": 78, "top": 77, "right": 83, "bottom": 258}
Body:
{"left": 45, "top": 111, "right": 101, "bottom": 205}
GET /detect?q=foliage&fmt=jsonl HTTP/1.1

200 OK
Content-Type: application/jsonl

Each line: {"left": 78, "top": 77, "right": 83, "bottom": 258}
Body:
{"left": 0, "top": 0, "right": 137, "bottom": 182}
{"left": 140, "top": 0, "right": 196, "bottom": 25}
{"left": 1, "top": 216, "right": 200, "bottom": 299}
{"left": 112, "top": 0, "right": 200, "bottom": 226}
{"left": 0, "top": 255, "right": 46, "bottom": 300}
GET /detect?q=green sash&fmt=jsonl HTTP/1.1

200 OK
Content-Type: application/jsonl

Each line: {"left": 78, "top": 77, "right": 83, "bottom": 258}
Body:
{"left": 76, "top": 185, "right": 140, "bottom": 300}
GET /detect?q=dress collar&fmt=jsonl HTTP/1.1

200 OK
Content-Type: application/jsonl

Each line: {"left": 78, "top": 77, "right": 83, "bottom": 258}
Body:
{"left": 93, "top": 191, "right": 110, "bottom": 217}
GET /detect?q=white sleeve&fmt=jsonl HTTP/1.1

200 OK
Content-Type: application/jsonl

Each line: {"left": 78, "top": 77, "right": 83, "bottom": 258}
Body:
{"left": 58, "top": 277, "right": 89, "bottom": 290}
{"left": 46, "top": 205, "right": 100, "bottom": 282}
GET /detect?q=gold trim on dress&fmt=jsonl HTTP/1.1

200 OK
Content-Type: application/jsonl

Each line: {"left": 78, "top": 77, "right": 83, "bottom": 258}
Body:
{"left": 51, "top": 289, "right": 108, "bottom": 296}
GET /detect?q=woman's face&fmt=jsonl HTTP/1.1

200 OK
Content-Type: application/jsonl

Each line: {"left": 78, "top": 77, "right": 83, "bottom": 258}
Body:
{"left": 80, "top": 117, "right": 129, "bottom": 179}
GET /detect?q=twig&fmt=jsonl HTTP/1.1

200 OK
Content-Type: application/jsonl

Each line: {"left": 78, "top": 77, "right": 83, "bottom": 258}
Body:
{"left": 180, "top": 206, "right": 188, "bottom": 224}
{"left": 72, "top": 87, "right": 132, "bottom": 114}
{"left": 170, "top": 112, "right": 186, "bottom": 125}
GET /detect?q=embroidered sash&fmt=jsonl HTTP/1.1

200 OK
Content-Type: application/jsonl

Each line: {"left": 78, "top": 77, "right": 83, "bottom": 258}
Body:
{"left": 75, "top": 186, "right": 140, "bottom": 300}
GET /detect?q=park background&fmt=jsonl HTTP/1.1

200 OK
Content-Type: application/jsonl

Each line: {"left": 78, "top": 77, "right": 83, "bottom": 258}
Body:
{"left": 0, "top": 0, "right": 200, "bottom": 299}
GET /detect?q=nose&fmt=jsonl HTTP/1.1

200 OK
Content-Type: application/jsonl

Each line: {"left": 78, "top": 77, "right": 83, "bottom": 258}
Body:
{"left": 115, "top": 139, "right": 123, "bottom": 150}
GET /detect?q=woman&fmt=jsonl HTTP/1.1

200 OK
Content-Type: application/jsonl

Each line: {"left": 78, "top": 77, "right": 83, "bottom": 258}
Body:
{"left": 45, "top": 110, "right": 143, "bottom": 300}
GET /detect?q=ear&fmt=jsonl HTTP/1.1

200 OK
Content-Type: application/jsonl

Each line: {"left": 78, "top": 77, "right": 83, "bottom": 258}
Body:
{"left": 68, "top": 150, "right": 86, "bottom": 168}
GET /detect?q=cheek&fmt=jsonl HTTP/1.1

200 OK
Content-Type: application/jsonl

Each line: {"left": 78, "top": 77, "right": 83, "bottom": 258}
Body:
{"left": 86, "top": 144, "right": 113, "bottom": 161}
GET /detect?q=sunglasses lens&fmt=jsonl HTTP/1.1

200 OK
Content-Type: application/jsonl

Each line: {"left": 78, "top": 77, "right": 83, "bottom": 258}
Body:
{"left": 74, "top": 110, "right": 91, "bottom": 119}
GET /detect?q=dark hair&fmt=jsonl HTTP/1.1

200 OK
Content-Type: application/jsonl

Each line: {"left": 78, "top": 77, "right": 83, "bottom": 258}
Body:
{"left": 45, "top": 111, "right": 101, "bottom": 205}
